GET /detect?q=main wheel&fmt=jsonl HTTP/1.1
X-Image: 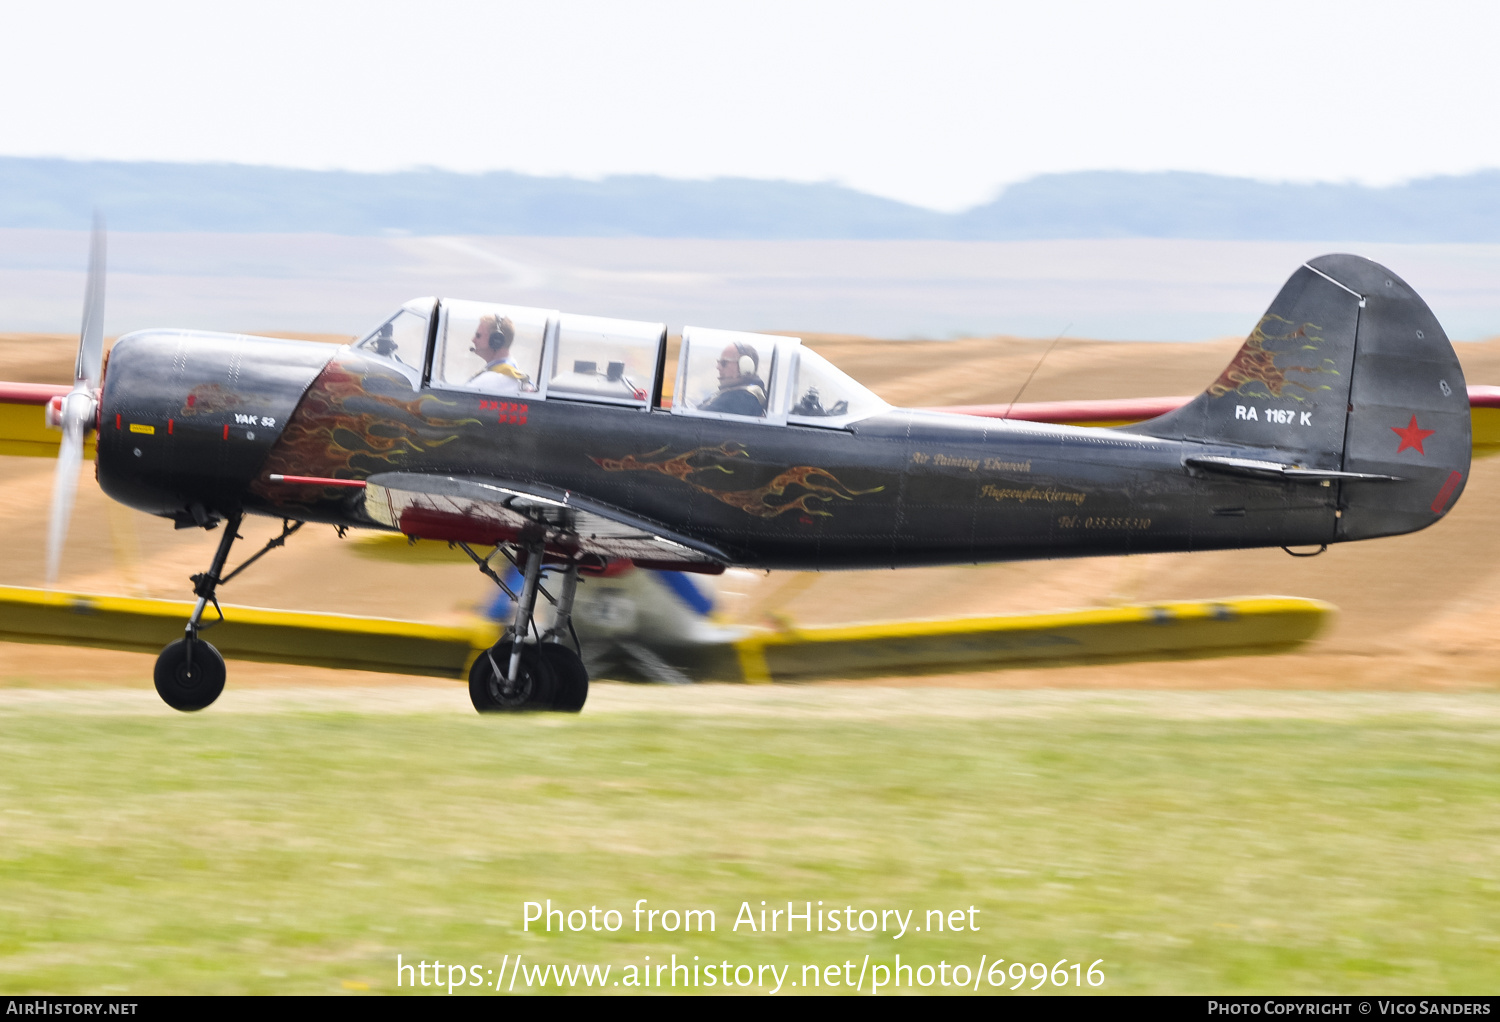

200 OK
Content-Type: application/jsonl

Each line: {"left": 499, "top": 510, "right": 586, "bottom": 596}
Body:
{"left": 538, "top": 643, "right": 589, "bottom": 712}
{"left": 469, "top": 642, "right": 555, "bottom": 712}
{"left": 153, "top": 638, "right": 226, "bottom": 712}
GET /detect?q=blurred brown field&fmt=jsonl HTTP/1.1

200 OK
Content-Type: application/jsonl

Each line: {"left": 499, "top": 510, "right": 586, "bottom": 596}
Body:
{"left": 5, "top": 329, "right": 1500, "bottom": 691}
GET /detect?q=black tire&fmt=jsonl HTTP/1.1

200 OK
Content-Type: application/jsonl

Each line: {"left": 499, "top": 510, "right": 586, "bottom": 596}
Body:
{"left": 468, "top": 642, "right": 555, "bottom": 712}
{"left": 153, "top": 638, "right": 226, "bottom": 712}
{"left": 538, "top": 643, "right": 589, "bottom": 712}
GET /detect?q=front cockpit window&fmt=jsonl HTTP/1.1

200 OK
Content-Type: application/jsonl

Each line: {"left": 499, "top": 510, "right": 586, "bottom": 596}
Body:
{"left": 355, "top": 300, "right": 433, "bottom": 373}
{"left": 787, "top": 346, "right": 889, "bottom": 428}
{"left": 434, "top": 300, "right": 553, "bottom": 396}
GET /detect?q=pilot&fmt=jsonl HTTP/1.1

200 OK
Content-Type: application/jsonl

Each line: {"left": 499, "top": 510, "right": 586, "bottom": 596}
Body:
{"left": 699, "top": 342, "right": 767, "bottom": 417}
{"left": 468, "top": 314, "right": 530, "bottom": 394}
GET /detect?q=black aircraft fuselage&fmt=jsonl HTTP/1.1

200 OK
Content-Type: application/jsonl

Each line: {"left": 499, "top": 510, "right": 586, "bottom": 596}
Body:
{"left": 93, "top": 255, "right": 1472, "bottom": 574}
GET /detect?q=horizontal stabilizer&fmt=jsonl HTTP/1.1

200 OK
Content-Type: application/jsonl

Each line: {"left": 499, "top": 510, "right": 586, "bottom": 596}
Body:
{"left": 1183, "top": 455, "right": 1399, "bottom": 482}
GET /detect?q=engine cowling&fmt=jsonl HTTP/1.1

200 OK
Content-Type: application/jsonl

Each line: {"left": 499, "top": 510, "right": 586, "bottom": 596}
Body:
{"left": 97, "top": 330, "right": 334, "bottom": 524}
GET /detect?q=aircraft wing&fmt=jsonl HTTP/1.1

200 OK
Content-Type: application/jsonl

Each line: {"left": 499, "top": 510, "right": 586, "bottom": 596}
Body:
{"left": 933, "top": 395, "right": 1196, "bottom": 427}
{"left": 0, "top": 584, "right": 495, "bottom": 677}
{"left": 0, "top": 382, "right": 90, "bottom": 458}
{"left": 362, "top": 472, "right": 730, "bottom": 571}
{"left": 929, "top": 386, "right": 1500, "bottom": 456}
{"left": 728, "top": 596, "right": 1333, "bottom": 682}
{"left": 0, "top": 584, "right": 1331, "bottom": 684}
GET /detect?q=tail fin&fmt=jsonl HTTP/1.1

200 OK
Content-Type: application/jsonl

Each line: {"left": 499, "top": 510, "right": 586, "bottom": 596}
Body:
{"left": 1127, "top": 254, "right": 1470, "bottom": 540}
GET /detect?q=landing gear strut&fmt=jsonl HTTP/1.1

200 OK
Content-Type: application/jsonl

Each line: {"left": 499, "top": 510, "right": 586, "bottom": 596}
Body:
{"left": 153, "top": 514, "right": 303, "bottom": 712}
{"left": 462, "top": 539, "right": 589, "bottom": 713}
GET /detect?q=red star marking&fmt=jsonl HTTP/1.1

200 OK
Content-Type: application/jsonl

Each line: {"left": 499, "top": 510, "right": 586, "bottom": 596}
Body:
{"left": 1391, "top": 414, "right": 1436, "bottom": 455}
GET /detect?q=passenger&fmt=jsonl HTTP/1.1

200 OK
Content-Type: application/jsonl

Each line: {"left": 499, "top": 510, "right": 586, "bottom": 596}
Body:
{"left": 467, "top": 314, "right": 530, "bottom": 394}
{"left": 699, "top": 343, "right": 767, "bottom": 417}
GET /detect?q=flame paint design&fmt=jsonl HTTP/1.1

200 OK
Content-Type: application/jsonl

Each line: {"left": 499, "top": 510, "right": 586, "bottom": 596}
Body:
{"left": 252, "top": 358, "right": 478, "bottom": 505}
{"left": 591, "top": 442, "right": 883, "bottom": 518}
{"left": 1206, "top": 314, "right": 1337, "bottom": 401}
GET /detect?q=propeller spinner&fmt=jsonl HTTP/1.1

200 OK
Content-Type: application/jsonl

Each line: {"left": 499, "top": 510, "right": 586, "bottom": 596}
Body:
{"left": 45, "top": 215, "right": 106, "bottom": 586}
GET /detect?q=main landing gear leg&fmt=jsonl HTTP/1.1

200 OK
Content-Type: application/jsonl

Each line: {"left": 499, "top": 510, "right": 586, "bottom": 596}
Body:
{"left": 539, "top": 560, "right": 588, "bottom": 712}
{"left": 464, "top": 544, "right": 589, "bottom": 713}
{"left": 153, "top": 515, "right": 304, "bottom": 712}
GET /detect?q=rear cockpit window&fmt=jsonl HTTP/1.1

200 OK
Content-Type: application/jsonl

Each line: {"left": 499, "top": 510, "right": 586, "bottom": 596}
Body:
{"left": 434, "top": 300, "right": 553, "bottom": 396}
{"left": 546, "top": 313, "right": 665, "bottom": 408}
{"left": 673, "top": 327, "right": 790, "bottom": 423}
{"left": 787, "top": 346, "right": 890, "bottom": 428}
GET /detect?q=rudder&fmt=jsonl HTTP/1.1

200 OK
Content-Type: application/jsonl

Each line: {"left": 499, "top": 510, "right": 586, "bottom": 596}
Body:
{"left": 1319, "top": 254, "right": 1470, "bottom": 540}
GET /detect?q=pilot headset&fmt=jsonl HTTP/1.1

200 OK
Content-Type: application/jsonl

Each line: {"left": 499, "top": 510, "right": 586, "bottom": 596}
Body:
{"left": 734, "top": 343, "right": 758, "bottom": 376}
{"left": 489, "top": 316, "right": 515, "bottom": 349}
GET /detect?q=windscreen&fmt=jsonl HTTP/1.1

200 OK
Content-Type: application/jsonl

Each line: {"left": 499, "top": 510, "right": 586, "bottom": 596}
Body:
{"left": 354, "top": 302, "right": 432, "bottom": 372}
{"left": 787, "top": 346, "right": 889, "bottom": 427}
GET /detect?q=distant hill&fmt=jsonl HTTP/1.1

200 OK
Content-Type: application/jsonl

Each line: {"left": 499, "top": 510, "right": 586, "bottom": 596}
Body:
{"left": 2, "top": 158, "right": 1499, "bottom": 241}
{"left": 956, "top": 171, "right": 1500, "bottom": 243}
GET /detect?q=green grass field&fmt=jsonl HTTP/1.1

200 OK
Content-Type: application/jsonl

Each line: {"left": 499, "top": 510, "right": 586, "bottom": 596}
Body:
{"left": 0, "top": 686, "right": 1497, "bottom": 995}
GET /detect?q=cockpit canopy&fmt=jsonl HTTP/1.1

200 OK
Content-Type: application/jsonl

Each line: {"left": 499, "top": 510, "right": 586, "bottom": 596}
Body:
{"left": 672, "top": 327, "right": 888, "bottom": 427}
{"left": 353, "top": 298, "right": 889, "bottom": 428}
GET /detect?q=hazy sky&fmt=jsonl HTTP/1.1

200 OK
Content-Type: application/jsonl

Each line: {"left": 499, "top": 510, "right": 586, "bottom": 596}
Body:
{"left": 3, "top": 0, "right": 1497, "bottom": 211}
